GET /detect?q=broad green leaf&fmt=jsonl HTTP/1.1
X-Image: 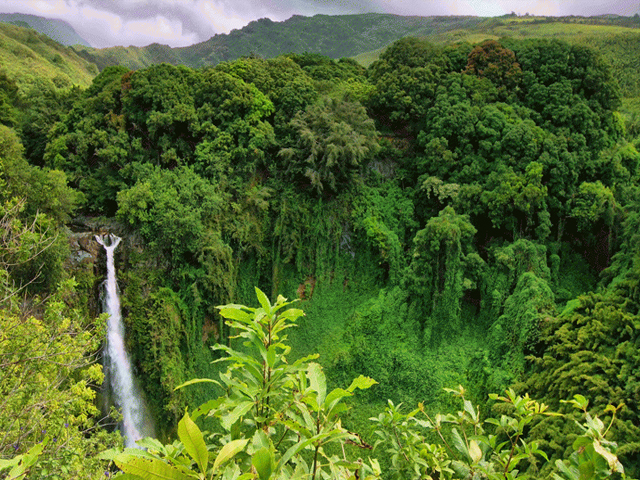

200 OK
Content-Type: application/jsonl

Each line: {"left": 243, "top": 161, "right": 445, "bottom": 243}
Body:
{"left": 255, "top": 287, "right": 271, "bottom": 315}
{"left": 463, "top": 399, "right": 478, "bottom": 422}
{"left": 221, "top": 401, "right": 255, "bottom": 431}
{"left": 578, "top": 460, "right": 596, "bottom": 479}
{"left": 251, "top": 430, "right": 270, "bottom": 451}
{"left": 572, "top": 394, "right": 589, "bottom": 410}
{"left": 347, "top": 375, "right": 377, "bottom": 392}
{"left": 252, "top": 448, "right": 273, "bottom": 480}
{"left": 114, "top": 457, "right": 193, "bottom": 480}
{"left": 276, "top": 308, "right": 305, "bottom": 322}
{"left": 572, "top": 436, "right": 591, "bottom": 450}
{"left": 327, "top": 403, "right": 349, "bottom": 419}
{"left": 178, "top": 411, "right": 209, "bottom": 474}
{"left": 451, "top": 428, "right": 470, "bottom": 461}
{"left": 277, "top": 436, "right": 323, "bottom": 472}
{"left": 218, "top": 307, "right": 253, "bottom": 324}
{"left": 213, "top": 439, "right": 249, "bottom": 473}
{"left": 469, "top": 440, "right": 482, "bottom": 464}
{"left": 97, "top": 448, "right": 124, "bottom": 461}
{"left": 267, "top": 344, "right": 277, "bottom": 368}
{"left": 555, "top": 459, "right": 579, "bottom": 480}
{"left": 308, "top": 362, "right": 327, "bottom": 406}
{"left": 325, "top": 388, "right": 352, "bottom": 411}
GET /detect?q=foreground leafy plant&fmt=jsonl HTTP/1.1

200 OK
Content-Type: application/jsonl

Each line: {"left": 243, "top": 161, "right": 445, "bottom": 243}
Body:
{"left": 553, "top": 395, "right": 626, "bottom": 480}
{"left": 111, "top": 288, "right": 379, "bottom": 479}
{"left": 371, "top": 388, "right": 631, "bottom": 480}
{"left": 108, "top": 289, "right": 632, "bottom": 479}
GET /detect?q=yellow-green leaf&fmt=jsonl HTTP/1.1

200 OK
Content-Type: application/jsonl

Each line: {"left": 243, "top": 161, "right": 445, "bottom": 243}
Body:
{"left": 252, "top": 447, "right": 273, "bottom": 480}
{"left": 347, "top": 375, "right": 377, "bottom": 393}
{"left": 114, "top": 457, "right": 193, "bottom": 480}
{"left": 308, "top": 362, "right": 327, "bottom": 407}
{"left": 255, "top": 287, "right": 271, "bottom": 315}
{"left": 213, "top": 439, "right": 249, "bottom": 473}
{"left": 469, "top": 440, "right": 482, "bottom": 464}
{"left": 177, "top": 411, "right": 208, "bottom": 474}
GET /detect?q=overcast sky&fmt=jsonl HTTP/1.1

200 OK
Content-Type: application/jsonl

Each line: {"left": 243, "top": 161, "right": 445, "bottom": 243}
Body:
{"left": 1, "top": 0, "right": 639, "bottom": 48}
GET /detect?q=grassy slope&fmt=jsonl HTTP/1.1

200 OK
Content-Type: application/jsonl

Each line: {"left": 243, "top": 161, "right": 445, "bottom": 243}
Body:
{"left": 0, "top": 22, "right": 97, "bottom": 91}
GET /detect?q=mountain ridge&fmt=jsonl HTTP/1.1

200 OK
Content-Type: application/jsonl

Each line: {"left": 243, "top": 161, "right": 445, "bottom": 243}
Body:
{"left": 74, "top": 13, "right": 486, "bottom": 70}
{"left": 0, "top": 12, "right": 91, "bottom": 47}
{"left": 70, "top": 12, "right": 640, "bottom": 75}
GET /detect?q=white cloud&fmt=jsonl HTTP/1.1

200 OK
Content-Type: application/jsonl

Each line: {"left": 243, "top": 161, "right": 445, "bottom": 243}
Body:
{"left": 80, "top": 5, "right": 123, "bottom": 34}
{"left": 125, "top": 15, "right": 198, "bottom": 46}
{"left": 196, "top": 1, "right": 249, "bottom": 33}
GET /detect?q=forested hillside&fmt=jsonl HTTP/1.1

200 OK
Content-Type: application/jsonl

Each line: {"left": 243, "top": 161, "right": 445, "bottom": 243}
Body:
{"left": 0, "top": 22, "right": 96, "bottom": 91}
{"left": 74, "top": 14, "right": 485, "bottom": 70}
{"left": 1, "top": 23, "right": 640, "bottom": 480}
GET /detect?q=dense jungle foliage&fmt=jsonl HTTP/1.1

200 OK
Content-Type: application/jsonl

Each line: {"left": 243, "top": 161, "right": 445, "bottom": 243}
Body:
{"left": 1, "top": 26, "right": 640, "bottom": 479}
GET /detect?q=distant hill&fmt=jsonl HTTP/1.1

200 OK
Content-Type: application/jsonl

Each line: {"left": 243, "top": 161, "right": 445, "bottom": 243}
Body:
{"left": 75, "top": 14, "right": 485, "bottom": 70}
{"left": 0, "top": 22, "right": 97, "bottom": 92}
{"left": 0, "top": 13, "right": 91, "bottom": 47}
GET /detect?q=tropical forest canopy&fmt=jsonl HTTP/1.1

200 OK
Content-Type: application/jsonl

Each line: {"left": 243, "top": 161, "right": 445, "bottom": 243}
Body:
{"left": 1, "top": 15, "right": 640, "bottom": 479}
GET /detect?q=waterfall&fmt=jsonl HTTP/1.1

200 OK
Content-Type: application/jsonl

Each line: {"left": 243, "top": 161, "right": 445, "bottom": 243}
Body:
{"left": 96, "top": 234, "right": 153, "bottom": 448}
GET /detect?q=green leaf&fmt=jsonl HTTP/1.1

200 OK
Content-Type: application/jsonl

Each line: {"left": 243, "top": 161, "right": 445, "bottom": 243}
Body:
{"left": 174, "top": 378, "right": 219, "bottom": 391}
{"left": 252, "top": 448, "right": 273, "bottom": 480}
{"left": 347, "top": 375, "right": 377, "bottom": 392}
{"left": 213, "top": 439, "right": 249, "bottom": 473}
{"left": 469, "top": 440, "right": 482, "bottom": 464}
{"left": 451, "top": 428, "right": 470, "bottom": 461}
{"left": 308, "top": 362, "right": 327, "bottom": 406}
{"left": 255, "top": 287, "right": 271, "bottom": 314}
{"left": 98, "top": 448, "right": 130, "bottom": 461}
{"left": 275, "top": 308, "right": 305, "bottom": 323}
{"left": 325, "top": 388, "right": 352, "bottom": 411}
{"left": 178, "top": 411, "right": 209, "bottom": 474}
{"left": 571, "top": 394, "right": 589, "bottom": 410}
{"left": 572, "top": 436, "right": 591, "bottom": 450}
{"left": 555, "top": 459, "right": 579, "bottom": 480}
{"left": 578, "top": 460, "right": 595, "bottom": 479}
{"left": 114, "top": 457, "right": 193, "bottom": 480}
{"left": 218, "top": 307, "right": 254, "bottom": 324}
{"left": 267, "top": 344, "right": 277, "bottom": 368}
{"left": 463, "top": 400, "right": 478, "bottom": 422}
{"left": 221, "top": 401, "right": 255, "bottom": 431}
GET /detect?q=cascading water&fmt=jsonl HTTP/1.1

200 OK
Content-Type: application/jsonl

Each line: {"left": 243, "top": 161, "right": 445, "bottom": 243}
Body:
{"left": 96, "top": 234, "right": 153, "bottom": 448}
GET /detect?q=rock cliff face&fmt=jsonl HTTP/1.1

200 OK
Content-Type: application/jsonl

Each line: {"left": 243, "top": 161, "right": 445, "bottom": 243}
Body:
{"left": 65, "top": 217, "right": 128, "bottom": 317}
{"left": 67, "top": 230, "right": 103, "bottom": 269}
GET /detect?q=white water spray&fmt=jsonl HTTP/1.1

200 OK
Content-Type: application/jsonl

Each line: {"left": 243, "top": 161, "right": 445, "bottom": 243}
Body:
{"left": 96, "top": 234, "right": 153, "bottom": 447}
